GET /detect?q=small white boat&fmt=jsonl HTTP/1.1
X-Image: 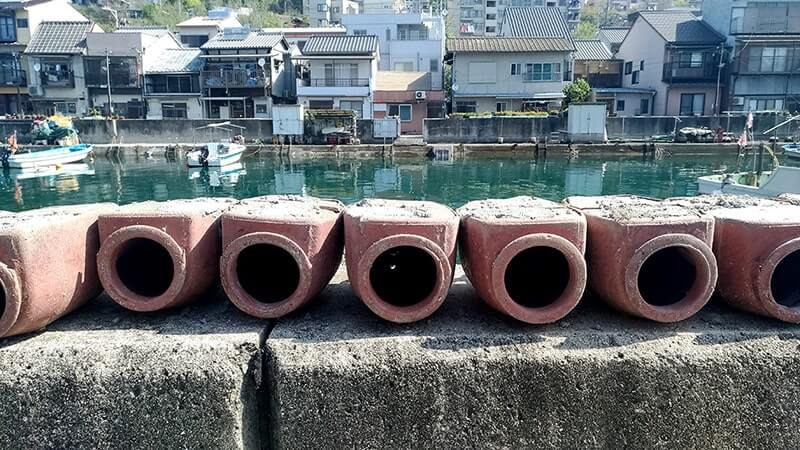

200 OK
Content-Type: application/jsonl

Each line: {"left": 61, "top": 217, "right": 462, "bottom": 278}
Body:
{"left": 4, "top": 144, "right": 92, "bottom": 169}
{"left": 783, "top": 143, "right": 800, "bottom": 160}
{"left": 186, "top": 142, "right": 245, "bottom": 167}
{"left": 698, "top": 166, "right": 800, "bottom": 197}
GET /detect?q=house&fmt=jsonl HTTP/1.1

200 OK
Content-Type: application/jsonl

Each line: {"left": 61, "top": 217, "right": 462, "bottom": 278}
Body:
{"left": 615, "top": 11, "right": 725, "bottom": 116}
{"left": 176, "top": 8, "right": 242, "bottom": 48}
{"left": 449, "top": 0, "right": 580, "bottom": 37}
{"left": 373, "top": 71, "right": 444, "bottom": 134}
{"left": 261, "top": 27, "right": 346, "bottom": 51}
{"left": 499, "top": 6, "right": 575, "bottom": 40}
{"left": 572, "top": 39, "right": 646, "bottom": 115}
{"left": 200, "top": 29, "right": 292, "bottom": 119}
{"left": 295, "top": 34, "right": 379, "bottom": 119}
{"left": 445, "top": 36, "right": 575, "bottom": 113}
{"left": 303, "top": 0, "right": 359, "bottom": 27}
{"left": 143, "top": 47, "right": 203, "bottom": 119}
{"left": 0, "top": 0, "right": 89, "bottom": 114}
{"left": 84, "top": 28, "right": 182, "bottom": 118}
{"left": 702, "top": 0, "right": 800, "bottom": 112}
{"left": 598, "top": 27, "right": 629, "bottom": 54}
{"left": 341, "top": 12, "right": 445, "bottom": 89}
{"left": 24, "top": 21, "right": 101, "bottom": 116}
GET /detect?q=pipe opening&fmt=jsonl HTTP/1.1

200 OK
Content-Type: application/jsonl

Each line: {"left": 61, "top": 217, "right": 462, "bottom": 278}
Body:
{"left": 236, "top": 244, "right": 300, "bottom": 303}
{"left": 504, "top": 246, "right": 571, "bottom": 308}
{"left": 369, "top": 246, "right": 437, "bottom": 306}
{"left": 638, "top": 246, "right": 697, "bottom": 306}
{"left": 0, "top": 284, "right": 5, "bottom": 320}
{"left": 771, "top": 250, "right": 800, "bottom": 308}
{"left": 116, "top": 237, "right": 174, "bottom": 298}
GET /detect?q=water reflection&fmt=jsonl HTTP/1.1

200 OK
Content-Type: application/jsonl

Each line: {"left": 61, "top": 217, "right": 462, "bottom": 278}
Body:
{"left": 0, "top": 151, "right": 786, "bottom": 212}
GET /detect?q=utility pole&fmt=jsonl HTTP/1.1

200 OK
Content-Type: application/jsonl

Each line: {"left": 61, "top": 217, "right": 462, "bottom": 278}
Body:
{"left": 105, "top": 49, "right": 113, "bottom": 117}
{"left": 714, "top": 43, "right": 724, "bottom": 115}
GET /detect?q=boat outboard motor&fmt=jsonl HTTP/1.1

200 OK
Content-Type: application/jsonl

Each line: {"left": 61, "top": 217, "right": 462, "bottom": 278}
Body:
{"left": 199, "top": 145, "right": 210, "bottom": 167}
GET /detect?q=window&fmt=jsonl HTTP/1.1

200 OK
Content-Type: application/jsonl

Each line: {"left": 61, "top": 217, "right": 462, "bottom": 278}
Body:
{"left": 0, "top": 13, "right": 15, "bottom": 42}
{"left": 487, "top": 0, "right": 496, "bottom": 6}
{"left": 54, "top": 102, "right": 76, "bottom": 115}
{"left": 386, "top": 29, "right": 391, "bottom": 41}
{"left": 486, "top": 13, "right": 496, "bottom": 20}
{"left": 388, "top": 104, "right": 412, "bottom": 121}
{"left": 496, "top": 102, "right": 508, "bottom": 112}
{"left": 730, "top": 7, "right": 744, "bottom": 33}
{"left": 523, "top": 63, "right": 560, "bottom": 81}
{"left": 181, "top": 35, "right": 208, "bottom": 47}
{"left": 631, "top": 70, "right": 639, "bottom": 84}
{"left": 510, "top": 63, "right": 521, "bottom": 75}
{"left": 40, "top": 59, "right": 72, "bottom": 86}
{"left": 317, "top": 3, "right": 328, "bottom": 11}
{"left": 340, "top": 100, "right": 364, "bottom": 118}
{"left": 639, "top": 60, "right": 644, "bottom": 71}
{"left": 353, "top": 29, "right": 367, "bottom": 35}
{"left": 747, "top": 98, "right": 785, "bottom": 111}
{"left": 624, "top": 61, "right": 632, "bottom": 75}
{"left": 255, "top": 104, "right": 269, "bottom": 114}
{"left": 760, "top": 47, "right": 789, "bottom": 72}
{"left": 455, "top": 101, "right": 477, "bottom": 113}
{"left": 309, "top": 100, "right": 334, "bottom": 109}
{"left": 162, "top": 103, "right": 187, "bottom": 119}
{"left": 616, "top": 99, "right": 625, "bottom": 111}
{"left": 394, "top": 61, "right": 414, "bottom": 72}
{"left": 639, "top": 98, "right": 649, "bottom": 115}
{"left": 485, "top": 26, "right": 496, "bottom": 33}
{"left": 16, "top": 18, "right": 27, "bottom": 28}
{"left": 679, "top": 52, "right": 703, "bottom": 68}
{"left": 679, "top": 93, "right": 705, "bottom": 115}
{"left": 430, "top": 58, "right": 439, "bottom": 72}
{"left": 332, "top": 6, "right": 340, "bottom": 12}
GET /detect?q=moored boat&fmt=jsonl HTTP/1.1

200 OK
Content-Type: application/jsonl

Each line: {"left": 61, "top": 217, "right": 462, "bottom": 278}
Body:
{"left": 3, "top": 144, "right": 92, "bottom": 170}
{"left": 187, "top": 122, "right": 247, "bottom": 168}
{"left": 782, "top": 143, "right": 800, "bottom": 160}
{"left": 697, "top": 166, "right": 800, "bottom": 197}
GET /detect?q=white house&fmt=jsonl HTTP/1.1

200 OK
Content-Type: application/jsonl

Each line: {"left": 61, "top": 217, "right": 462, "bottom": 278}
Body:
{"left": 175, "top": 8, "right": 242, "bottom": 48}
{"left": 341, "top": 12, "right": 445, "bottom": 90}
{"left": 296, "top": 34, "right": 379, "bottom": 119}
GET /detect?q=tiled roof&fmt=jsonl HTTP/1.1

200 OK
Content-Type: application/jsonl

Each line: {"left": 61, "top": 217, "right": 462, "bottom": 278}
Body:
{"left": 302, "top": 35, "right": 378, "bottom": 55}
{"left": 24, "top": 21, "right": 95, "bottom": 55}
{"left": 447, "top": 37, "right": 574, "bottom": 53}
{"left": 637, "top": 11, "right": 724, "bottom": 43}
{"left": 178, "top": 16, "right": 233, "bottom": 27}
{"left": 574, "top": 40, "right": 613, "bottom": 60}
{"left": 202, "top": 30, "right": 284, "bottom": 49}
{"left": 501, "top": 7, "right": 573, "bottom": 43}
{"left": 144, "top": 48, "right": 203, "bottom": 73}
{"left": 116, "top": 26, "right": 171, "bottom": 37}
{"left": 598, "top": 27, "right": 629, "bottom": 45}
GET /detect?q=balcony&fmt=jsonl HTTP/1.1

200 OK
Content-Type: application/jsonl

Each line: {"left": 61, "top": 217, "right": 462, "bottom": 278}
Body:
{"left": 582, "top": 73, "right": 622, "bottom": 88}
{"left": 40, "top": 72, "right": 74, "bottom": 88}
{"left": 0, "top": 69, "right": 25, "bottom": 87}
{"left": 201, "top": 69, "right": 267, "bottom": 89}
{"left": 86, "top": 71, "right": 140, "bottom": 88}
{"left": 734, "top": 54, "right": 798, "bottom": 75}
{"left": 662, "top": 62, "right": 718, "bottom": 84}
{"left": 297, "top": 77, "right": 370, "bottom": 97}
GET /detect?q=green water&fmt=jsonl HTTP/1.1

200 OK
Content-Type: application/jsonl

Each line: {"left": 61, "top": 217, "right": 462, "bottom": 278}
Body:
{"left": 0, "top": 152, "right": 784, "bottom": 211}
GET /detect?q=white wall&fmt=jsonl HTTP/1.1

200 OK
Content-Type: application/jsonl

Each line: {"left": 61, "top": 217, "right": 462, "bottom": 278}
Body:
{"left": 615, "top": 18, "right": 667, "bottom": 115}
{"left": 146, "top": 97, "right": 203, "bottom": 119}
{"left": 451, "top": 51, "right": 569, "bottom": 97}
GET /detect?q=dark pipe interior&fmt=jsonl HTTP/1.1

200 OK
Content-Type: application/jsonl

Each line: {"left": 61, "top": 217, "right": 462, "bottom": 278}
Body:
{"left": 370, "top": 246, "right": 437, "bottom": 306}
{"left": 0, "top": 283, "right": 5, "bottom": 320}
{"left": 771, "top": 250, "right": 800, "bottom": 308}
{"left": 236, "top": 244, "right": 300, "bottom": 303}
{"left": 504, "top": 246, "right": 571, "bottom": 308}
{"left": 637, "top": 246, "right": 697, "bottom": 306}
{"left": 116, "top": 238, "right": 174, "bottom": 298}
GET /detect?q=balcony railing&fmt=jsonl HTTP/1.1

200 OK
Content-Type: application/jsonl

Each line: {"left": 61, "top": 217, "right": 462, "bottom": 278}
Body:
{"left": 201, "top": 69, "right": 266, "bottom": 89}
{"left": 303, "top": 78, "right": 370, "bottom": 87}
{"left": 734, "top": 55, "right": 799, "bottom": 75}
{"left": 86, "top": 72, "right": 140, "bottom": 88}
{"left": 582, "top": 73, "right": 622, "bottom": 88}
{"left": 662, "top": 62, "right": 718, "bottom": 83}
{"left": 0, "top": 69, "right": 25, "bottom": 87}
{"left": 40, "top": 72, "right": 74, "bottom": 88}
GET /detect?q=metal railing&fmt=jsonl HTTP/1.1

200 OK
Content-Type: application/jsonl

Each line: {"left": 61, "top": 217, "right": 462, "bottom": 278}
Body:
{"left": 303, "top": 78, "right": 370, "bottom": 87}
{"left": 735, "top": 55, "right": 798, "bottom": 74}
{"left": 85, "top": 71, "right": 139, "bottom": 88}
{"left": 662, "top": 62, "right": 718, "bottom": 83}
{"left": 581, "top": 73, "right": 622, "bottom": 88}
{"left": 201, "top": 69, "right": 267, "bottom": 89}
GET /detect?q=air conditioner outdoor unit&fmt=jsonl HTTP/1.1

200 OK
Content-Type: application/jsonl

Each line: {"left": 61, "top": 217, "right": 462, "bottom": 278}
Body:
{"left": 415, "top": 90, "right": 426, "bottom": 100}
{"left": 28, "top": 86, "right": 43, "bottom": 97}
{"left": 732, "top": 96, "right": 744, "bottom": 106}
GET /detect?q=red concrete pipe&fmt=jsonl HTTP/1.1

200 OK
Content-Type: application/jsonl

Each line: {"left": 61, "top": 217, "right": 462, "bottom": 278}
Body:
{"left": 0, "top": 204, "right": 116, "bottom": 338}
{"left": 97, "top": 198, "right": 236, "bottom": 312}
{"left": 565, "top": 195, "right": 718, "bottom": 322}
{"left": 458, "top": 197, "right": 587, "bottom": 324}
{"left": 708, "top": 205, "right": 800, "bottom": 322}
{"left": 220, "top": 195, "right": 344, "bottom": 318}
{"left": 344, "top": 199, "right": 459, "bottom": 323}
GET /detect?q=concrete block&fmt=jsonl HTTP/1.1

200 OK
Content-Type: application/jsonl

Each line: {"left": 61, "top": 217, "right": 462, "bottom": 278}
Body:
{"left": 0, "top": 292, "right": 265, "bottom": 449}
{"left": 266, "top": 264, "right": 800, "bottom": 449}
{"left": 0, "top": 204, "right": 117, "bottom": 338}
{"left": 565, "top": 195, "right": 717, "bottom": 322}
{"left": 97, "top": 198, "right": 236, "bottom": 312}
{"left": 458, "top": 197, "right": 587, "bottom": 324}
{"left": 220, "top": 195, "right": 344, "bottom": 318}
{"left": 343, "top": 199, "right": 459, "bottom": 323}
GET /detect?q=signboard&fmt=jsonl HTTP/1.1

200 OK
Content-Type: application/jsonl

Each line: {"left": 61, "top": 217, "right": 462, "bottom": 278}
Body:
{"left": 374, "top": 117, "right": 400, "bottom": 139}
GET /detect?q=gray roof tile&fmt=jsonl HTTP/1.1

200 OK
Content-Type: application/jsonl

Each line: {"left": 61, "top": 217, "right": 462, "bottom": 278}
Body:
{"left": 144, "top": 48, "right": 203, "bottom": 73}
{"left": 202, "top": 30, "right": 285, "bottom": 49}
{"left": 637, "top": 11, "right": 724, "bottom": 44}
{"left": 447, "top": 37, "right": 574, "bottom": 53}
{"left": 574, "top": 40, "right": 613, "bottom": 60}
{"left": 598, "top": 27, "right": 629, "bottom": 45}
{"left": 302, "top": 35, "right": 378, "bottom": 56}
{"left": 501, "top": 7, "right": 573, "bottom": 44}
{"left": 24, "top": 21, "right": 95, "bottom": 55}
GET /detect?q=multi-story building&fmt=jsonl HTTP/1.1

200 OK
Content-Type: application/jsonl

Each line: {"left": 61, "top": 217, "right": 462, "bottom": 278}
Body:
{"left": 615, "top": 10, "right": 725, "bottom": 116}
{"left": 296, "top": 34, "right": 379, "bottom": 118}
{"left": 175, "top": 8, "right": 242, "bottom": 48}
{"left": 200, "top": 29, "right": 292, "bottom": 119}
{"left": 341, "top": 12, "right": 445, "bottom": 89}
{"left": 303, "top": 0, "right": 360, "bottom": 27}
{"left": 374, "top": 71, "right": 445, "bottom": 133}
{"left": 445, "top": 36, "right": 575, "bottom": 113}
{"left": 702, "top": 0, "right": 800, "bottom": 112}
{"left": 0, "top": 0, "right": 89, "bottom": 114}
{"left": 361, "top": 0, "right": 406, "bottom": 13}
{"left": 573, "top": 39, "right": 634, "bottom": 114}
{"left": 262, "top": 27, "right": 347, "bottom": 51}
{"left": 450, "top": 0, "right": 580, "bottom": 37}
{"left": 143, "top": 47, "right": 203, "bottom": 119}
{"left": 24, "top": 21, "right": 101, "bottom": 116}
{"left": 83, "top": 28, "right": 183, "bottom": 118}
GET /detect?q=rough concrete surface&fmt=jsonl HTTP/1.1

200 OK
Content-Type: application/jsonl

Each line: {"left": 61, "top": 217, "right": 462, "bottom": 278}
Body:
{"left": 266, "top": 264, "right": 800, "bottom": 450}
{"left": 0, "top": 290, "right": 267, "bottom": 450}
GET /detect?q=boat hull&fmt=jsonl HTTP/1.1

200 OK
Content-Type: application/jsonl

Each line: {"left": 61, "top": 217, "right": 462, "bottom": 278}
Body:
{"left": 698, "top": 166, "right": 800, "bottom": 197}
{"left": 6, "top": 145, "right": 92, "bottom": 169}
{"left": 186, "top": 144, "right": 245, "bottom": 168}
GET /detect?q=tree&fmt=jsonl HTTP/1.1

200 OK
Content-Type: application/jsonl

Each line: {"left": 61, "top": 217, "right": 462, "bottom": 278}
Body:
{"left": 573, "top": 21, "right": 598, "bottom": 40}
{"left": 562, "top": 78, "right": 592, "bottom": 107}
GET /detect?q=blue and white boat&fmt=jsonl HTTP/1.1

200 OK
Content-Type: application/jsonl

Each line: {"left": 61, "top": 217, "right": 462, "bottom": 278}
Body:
{"left": 4, "top": 144, "right": 92, "bottom": 170}
{"left": 782, "top": 143, "right": 800, "bottom": 160}
{"left": 187, "top": 122, "right": 246, "bottom": 168}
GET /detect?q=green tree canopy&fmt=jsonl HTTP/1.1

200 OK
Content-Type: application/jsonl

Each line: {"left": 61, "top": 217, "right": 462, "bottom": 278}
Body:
{"left": 563, "top": 78, "right": 592, "bottom": 107}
